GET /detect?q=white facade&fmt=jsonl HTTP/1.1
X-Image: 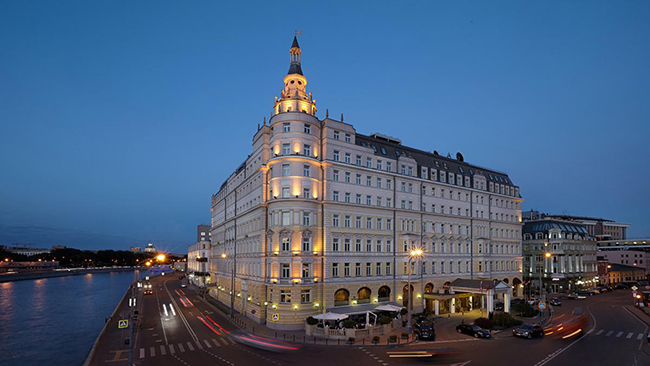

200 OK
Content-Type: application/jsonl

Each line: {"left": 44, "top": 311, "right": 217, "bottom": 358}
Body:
{"left": 209, "top": 37, "right": 523, "bottom": 330}
{"left": 188, "top": 241, "right": 211, "bottom": 287}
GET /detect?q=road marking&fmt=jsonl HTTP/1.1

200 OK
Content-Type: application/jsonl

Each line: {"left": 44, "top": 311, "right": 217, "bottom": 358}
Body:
{"left": 616, "top": 331, "right": 623, "bottom": 338}
{"left": 204, "top": 339, "right": 212, "bottom": 348}
{"left": 622, "top": 305, "right": 650, "bottom": 351}
{"left": 160, "top": 345, "right": 166, "bottom": 355}
{"left": 150, "top": 346, "right": 156, "bottom": 357}
{"left": 606, "top": 331, "right": 614, "bottom": 336}
{"left": 105, "top": 350, "right": 128, "bottom": 363}
{"left": 139, "top": 348, "right": 145, "bottom": 359}
{"left": 220, "top": 338, "right": 230, "bottom": 346}
{"left": 195, "top": 340, "right": 204, "bottom": 349}
{"left": 595, "top": 330, "right": 604, "bottom": 335}
{"left": 212, "top": 338, "right": 221, "bottom": 347}
{"left": 178, "top": 343, "right": 185, "bottom": 352}
{"left": 169, "top": 344, "right": 175, "bottom": 354}
{"left": 626, "top": 332, "right": 634, "bottom": 339}
{"left": 228, "top": 337, "right": 236, "bottom": 345}
{"left": 638, "top": 333, "right": 644, "bottom": 340}
{"left": 186, "top": 341, "right": 195, "bottom": 351}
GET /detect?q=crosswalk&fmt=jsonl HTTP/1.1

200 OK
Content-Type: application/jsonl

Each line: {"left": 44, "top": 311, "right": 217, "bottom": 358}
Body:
{"left": 138, "top": 337, "right": 237, "bottom": 359}
{"left": 593, "top": 329, "right": 646, "bottom": 340}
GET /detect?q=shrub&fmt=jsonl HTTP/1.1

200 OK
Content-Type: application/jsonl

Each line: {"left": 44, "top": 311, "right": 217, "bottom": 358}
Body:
{"left": 473, "top": 317, "right": 493, "bottom": 329}
{"left": 378, "top": 316, "right": 392, "bottom": 325}
{"left": 306, "top": 316, "right": 318, "bottom": 325}
{"left": 343, "top": 319, "right": 357, "bottom": 329}
{"left": 492, "top": 313, "right": 523, "bottom": 329}
{"left": 401, "top": 332, "right": 409, "bottom": 338}
{"left": 347, "top": 337, "right": 355, "bottom": 344}
{"left": 512, "top": 303, "right": 539, "bottom": 317}
{"left": 372, "top": 336, "right": 380, "bottom": 342}
{"left": 389, "top": 335, "right": 397, "bottom": 342}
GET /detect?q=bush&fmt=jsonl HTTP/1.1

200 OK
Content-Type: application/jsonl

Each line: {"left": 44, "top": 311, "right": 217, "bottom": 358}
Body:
{"left": 372, "top": 336, "right": 381, "bottom": 342}
{"left": 343, "top": 319, "right": 357, "bottom": 329}
{"left": 347, "top": 337, "right": 355, "bottom": 344}
{"left": 492, "top": 313, "right": 523, "bottom": 329}
{"left": 389, "top": 335, "right": 397, "bottom": 342}
{"left": 512, "top": 303, "right": 539, "bottom": 317}
{"left": 401, "top": 332, "right": 409, "bottom": 339}
{"left": 378, "top": 316, "right": 392, "bottom": 325}
{"left": 306, "top": 316, "right": 318, "bottom": 325}
{"left": 473, "top": 317, "right": 493, "bottom": 329}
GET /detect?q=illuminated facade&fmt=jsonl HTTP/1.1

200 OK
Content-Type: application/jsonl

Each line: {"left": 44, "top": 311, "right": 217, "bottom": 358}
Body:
{"left": 209, "top": 37, "right": 523, "bottom": 330}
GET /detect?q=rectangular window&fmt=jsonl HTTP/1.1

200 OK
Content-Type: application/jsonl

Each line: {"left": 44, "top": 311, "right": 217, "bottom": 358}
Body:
{"left": 386, "top": 262, "right": 391, "bottom": 275}
{"left": 386, "top": 239, "right": 392, "bottom": 252}
{"left": 302, "top": 237, "right": 311, "bottom": 252}
{"left": 366, "top": 176, "right": 371, "bottom": 186}
{"left": 355, "top": 263, "right": 361, "bottom": 276}
{"left": 282, "top": 143, "right": 290, "bottom": 155}
{"left": 281, "top": 264, "right": 290, "bottom": 278}
{"left": 303, "top": 165, "right": 310, "bottom": 177}
{"left": 377, "top": 218, "right": 383, "bottom": 230}
{"left": 345, "top": 172, "right": 350, "bottom": 183}
{"left": 344, "top": 263, "right": 350, "bottom": 277}
{"left": 281, "top": 212, "right": 291, "bottom": 225}
{"left": 355, "top": 194, "right": 361, "bottom": 204}
{"left": 366, "top": 158, "right": 372, "bottom": 168}
{"left": 387, "top": 198, "right": 392, "bottom": 207}
{"left": 280, "top": 289, "right": 291, "bottom": 303}
{"left": 302, "top": 212, "right": 311, "bottom": 226}
{"left": 345, "top": 153, "right": 351, "bottom": 163}
{"left": 387, "top": 179, "right": 392, "bottom": 189}
{"left": 344, "top": 238, "right": 350, "bottom": 251}
{"left": 283, "top": 123, "right": 290, "bottom": 132}
{"left": 303, "top": 187, "right": 310, "bottom": 199}
{"left": 355, "top": 239, "right": 362, "bottom": 251}
{"left": 376, "top": 239, "right": 382, "bottom": 252}
{"left": 386, "top": 162, "right": 392, "bottom": 172}
{"left": 401, "top": 165, "right": 406, "bottom": 174}
{"left": 332, "top": 263, "right": 339, "bottom": 277}
{"left": 333, "top": 131, "right": 340, "bottom": 140}
{"left": 366, "top": 217, "right": 372, "bottom": 229}
{"left": 344, "top": 215, "right": 351, "bottom": 228}
{"left": 282, "top": 164, "right": 290, "bottom": 176}
{"left": 356, "top": 155, "right": 361, "bottom": 166}
{"left": 387, "top": 219, "right": 392, "bottom": 230}
{"left": 366, "top": 263, "right": 372, "bottom": 276}
{"left": 333, "top": 191, "right": 339, "bottom": 201}
{"left": 333, "top": 170, "right": 339, "bottom": 181}
{"left": 366, "top": 239, "right": 372, "bottom": 252}
{"left": 301, "top": 289, "right": 311, "bottom": 303}
{"left": 355, "top": 174, "right": 361, "bottom": 185}
{"left": 333, "top": 150, "right": 340, "bottom": 161}
{"left": 376, "top": 178, "right": 381, "bottom": 188}
{"left": 303, "top": 144, "right": 311, "bottom": 156}
{"left": 377, "top": 160, "right": 382, "bottom": 170}
{"left": 376, "top": 197, "right": 382, "bottom": 206}
{"left": 332, "top": 214, "right": 340, "bottom": 227}
{"left": 281, "top": 236, "right": 291, "bottom": 251}
{"left": 332, "top": 237, "right": 339, "bottom": 251}
{"left": 366, "top": 195, "right": 372, "bottom": 205}
{"left": 344, "top": 192, "right": 351, "bottom": 203}
{"left": 345, "top": 133, "right": 351, "bottom": 142}
{"left": 376, "top": 262, "right": 381, "bottom": 276}
{"left": 303, "top": 124, "right": 311, "bottom": 134}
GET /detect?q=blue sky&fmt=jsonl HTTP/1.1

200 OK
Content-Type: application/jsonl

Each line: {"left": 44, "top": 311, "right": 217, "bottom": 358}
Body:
{"left": 1, "top": 1, "right": 648, "bottom": 252}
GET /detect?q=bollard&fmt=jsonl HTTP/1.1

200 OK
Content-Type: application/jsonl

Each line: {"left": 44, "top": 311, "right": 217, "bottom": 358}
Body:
{"left": 275, "top": 332, "right": 277, "bottom": 338}
{"left": 252, "top": 326, "right": 255, "bottom": 333}
{"left": 326, "top": 338, "right": 328, "bottom": 345}
{"left": 283, "top": 333, "right": 286, "bottom": 340}
{"left": 362, "top": 338, "right": 365, "bottom": 346}
{"left": 338, "top": 339, "right": 340, "bottom": 346}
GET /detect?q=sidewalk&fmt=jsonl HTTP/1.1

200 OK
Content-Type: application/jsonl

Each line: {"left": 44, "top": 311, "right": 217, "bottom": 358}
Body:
{"left": 190, "top": 285, "right": 415, "bottom": 347}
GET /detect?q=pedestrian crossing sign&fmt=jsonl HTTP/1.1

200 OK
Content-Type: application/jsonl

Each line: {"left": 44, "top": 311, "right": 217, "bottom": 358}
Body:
{"left": 271, "top": 313, "right": 279, "bottom": 321}
{"left": 118, "top": 319, "right": 129, "bottom": 328}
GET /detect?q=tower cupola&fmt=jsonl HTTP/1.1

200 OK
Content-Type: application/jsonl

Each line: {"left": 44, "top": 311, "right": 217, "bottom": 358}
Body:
{"left": 274, "top": 36, "right": 317, "bottom": 116}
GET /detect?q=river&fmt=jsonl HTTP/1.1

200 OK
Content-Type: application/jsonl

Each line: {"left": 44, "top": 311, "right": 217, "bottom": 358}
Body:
{"left": 0, "top": 270, "right": 143, "bottom": 366}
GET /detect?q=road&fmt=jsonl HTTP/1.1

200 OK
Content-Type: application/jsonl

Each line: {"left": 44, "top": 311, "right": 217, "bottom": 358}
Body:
{"left": 121, "top": 275, "right": 650, "bottom": 366}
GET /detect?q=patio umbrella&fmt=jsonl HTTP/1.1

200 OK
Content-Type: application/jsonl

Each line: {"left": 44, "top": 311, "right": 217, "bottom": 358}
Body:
{"left": 374, "top": 304, "right": 403, "bottom": 312}
{"left": 312, "top": 312, "right": 349, "bottom": 321}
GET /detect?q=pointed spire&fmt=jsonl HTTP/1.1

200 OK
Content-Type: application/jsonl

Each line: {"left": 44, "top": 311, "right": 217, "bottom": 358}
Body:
{"left": 288, "top": 36, "right": 303, "bottom": 75}
{"left": 291, "top": 36, "right": 300, "bottom": 49}
{"left": 326, "top": 109, "right": 329, "bottom": 118}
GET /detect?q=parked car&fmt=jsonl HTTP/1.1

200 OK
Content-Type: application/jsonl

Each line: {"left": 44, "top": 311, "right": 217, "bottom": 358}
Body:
{"left": 549, "top": 298, "right": 561, "bottom": 306}
{"left": 590, "top": 288, "right": 601, "bottom": 295}
{"left": 456, "top": 324, "right": 491, "bottom": 338}
{"left": 561, "top": 293, "right": 577, "bottom": 300}
{"left": 513, "top": 324, "right": 544, "bottom": 339}
{"left": 414, "top": 321, "right": 436, "bottom": 341}
{"left": 615, "top": 283, "right": 629, "bottom": 290}
{"left": 511, "top": 298, "right": 527, "bottom": 306}
{"left": 576, "top": 290, "right": 593, "bottom": 297}
{"left": 494, "top": 302, "right": 505, "bottom": 311}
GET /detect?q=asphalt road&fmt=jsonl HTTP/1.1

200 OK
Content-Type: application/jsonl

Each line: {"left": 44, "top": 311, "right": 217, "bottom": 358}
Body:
{"left": 128, "top": 275, "right": 650, "bottom": 366}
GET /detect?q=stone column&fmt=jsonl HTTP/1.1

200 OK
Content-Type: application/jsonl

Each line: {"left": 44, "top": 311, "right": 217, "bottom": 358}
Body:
{"left": 434, "top": 300, "right": 439, "bottom": 316}
{"left": 469, "top": 296, "right": 473, "bottom": 311}
{"left": 504, "top": 290, "right": 511, "bottom": 313}
{"left": 486, "top": 290, "right": 494, "bottom": 313}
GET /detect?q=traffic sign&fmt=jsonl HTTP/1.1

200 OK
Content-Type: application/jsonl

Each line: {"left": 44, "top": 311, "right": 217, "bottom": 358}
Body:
{"left": 271, "top": 313, "right": 279, "bottom": 321}
{"left": 538, "top": 302, "right": 546, "bottom": 310}
{"left": 631, "top": 286, "right": 638, "bottom": 291}
{"left": 118, "top": 319, "right": 129, "bottom": 329}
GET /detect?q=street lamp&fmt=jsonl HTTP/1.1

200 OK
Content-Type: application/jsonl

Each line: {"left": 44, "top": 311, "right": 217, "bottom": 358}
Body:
{"left": 156, "top": 254, "right": 166, "bottom": 262}
{"left": 407, "top": 247, "right": 423, "bottom": 333}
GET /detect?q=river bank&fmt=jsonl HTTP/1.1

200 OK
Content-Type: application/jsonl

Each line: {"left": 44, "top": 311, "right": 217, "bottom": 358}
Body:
{"left": 0, "top": 267, "right": 134, "bottom": 283}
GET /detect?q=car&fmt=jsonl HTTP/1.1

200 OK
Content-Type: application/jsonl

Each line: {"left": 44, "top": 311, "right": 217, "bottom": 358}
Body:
{"left": 576, "top": 290, "right": 593, "bottom": 297}
{"left": 511, "top": 298, "right": 527, "bottom": 306}
{"left": 181, "top": 283, "right": 187, "bottom": 288}
{"left": 615, "top": 283, "right": 629, "bottom": 290}
{"left": 549, "top": 298, "right": 561, "bottom": 306}
{"left": 590, "top": 288, "right": 601, "bottom": 295}
{"left": 143, "top": 283, "right": 153, "bottom": 295}
{"left": 494, "top": 302, "right": 505, "bottom": 311}
{"left": 414, "top": 321, "right": 436, "bottom": 341}
{"left": 513, "top": 324, "right": 544, "bottom": 339}
{"left": 561, "top": 293, "right": 577, "bottom": 300}
{"left": 456, "top": 323, "right": 491, "bottom": 338}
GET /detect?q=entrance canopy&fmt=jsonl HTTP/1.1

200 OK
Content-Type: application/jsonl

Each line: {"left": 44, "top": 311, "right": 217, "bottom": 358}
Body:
{"left": 312, "top": 312, "right": 349, "bottom": 321}
{"left": 327, "top": 302, "right": 402, "bottom": 315}
{"left": 374, "top": 304, "right": 403, "bottom": 312}
{"left": 450, "top": 279, "right": 511, "bottom": 294}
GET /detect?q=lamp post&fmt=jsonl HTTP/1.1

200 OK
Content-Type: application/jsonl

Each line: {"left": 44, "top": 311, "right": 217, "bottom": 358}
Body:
{"left": 407, "top": 248, "right": 423, "bottom": 333}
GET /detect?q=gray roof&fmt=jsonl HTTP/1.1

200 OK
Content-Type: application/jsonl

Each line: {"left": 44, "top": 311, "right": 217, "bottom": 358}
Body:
{"left": 354, "top": 133, "right": 516, "bottom": 188}
{"left": 291, "top": 36, "right": 300, "bottom": 49}
{"left": 523, "top": 220, "right": 588, "bottom": 236}
{"left": 609, "top": 263, "right": 645, "bottom": 271}
{"left": 287, "top": 62, "right": 303, "bottom": 75}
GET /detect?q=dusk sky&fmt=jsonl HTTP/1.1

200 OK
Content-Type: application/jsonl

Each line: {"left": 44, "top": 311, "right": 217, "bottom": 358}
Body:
{"left": 1, "top": 1, "right": 648, "bottom": 252}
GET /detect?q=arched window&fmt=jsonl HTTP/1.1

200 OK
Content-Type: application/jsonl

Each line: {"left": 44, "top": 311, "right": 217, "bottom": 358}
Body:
{"left": 378, "top": 286, "right": 391, "bottom": 301}
{"left": 357, "top": 287, "right": 371, "bottom": 304}
{"left": 424, "top": 283, "right": 434, "bottom": 293}
{"left": 334, "top": 289, "right": 350, "bottom": 306}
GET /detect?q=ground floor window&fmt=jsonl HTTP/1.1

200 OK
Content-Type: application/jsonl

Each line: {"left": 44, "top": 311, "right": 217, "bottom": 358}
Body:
{"left": 280, "top": 290, "right": 291, "bottom": 303}
{"left": 301, "top": 290, "right": 311, "bottom": 303}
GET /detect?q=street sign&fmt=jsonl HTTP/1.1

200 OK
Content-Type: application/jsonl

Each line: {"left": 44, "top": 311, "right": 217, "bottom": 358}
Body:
{"left": 538, "top": 302, "right": 546, "bottom": 310}
{"left": 118, "top": 319, "right": 129, "bottom": 329}
{"left": 631, "top": 286, "right": 638, "bottom": 291}
{"left": 271, "top": 313, "right": 279, "bottom": 321}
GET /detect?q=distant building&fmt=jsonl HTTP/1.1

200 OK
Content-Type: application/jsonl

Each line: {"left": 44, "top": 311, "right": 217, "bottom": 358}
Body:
{"left": 0, "top": 261, "right": 60, "bottom": 272}
{"left": 522, "top": 219, "right": 598, "bottom": 294}
{"left": 144, "top": 242, "right": 156, "bottom": 253}
{"left": 6, "top": 244, "right": 50, "bottom": 256}
{"left": 173, "top": 261, "right": 187, "bottom": 272}
{"left": 599, "top": 250, "right": 650, "bottom": 279}
{"left": 197, "top": 224, "right": 211, "bottom": 243}
{"left": 606, "top": 263, "right": 645, "bottom": 285}
{"left": 51, "top": 245, "right": 66, "bottom": 250}
{"left": 188, "top": 225, "right": 210, "bottom": 287}
{"left": 130, "top": 247, "right": 142, "bottom": 253}
{"left": 523, "top": 211, "right": 629, "bottom": 241}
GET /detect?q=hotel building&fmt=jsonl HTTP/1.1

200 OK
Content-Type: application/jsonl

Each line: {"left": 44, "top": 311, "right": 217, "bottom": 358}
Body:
{"left": 209, "top": 37, "right": 523, "bottom": 329}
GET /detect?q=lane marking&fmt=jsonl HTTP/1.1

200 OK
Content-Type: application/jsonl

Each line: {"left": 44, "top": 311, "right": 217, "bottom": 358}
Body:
{"left": 150, "top": 346, "right": 155, "bottom": 357}
{"left": 160, "top": 345, "right": 166, "bottom": 355}
{"left": 637, "top": 333, "right": 644, "bottom": 340}
{"left": 169, "top": 344, "right": 175, "bottom": 354}
{"left": 163, "top": 280, "right": 199, "bottom": 342}
{"left": 228, "top": 337, "right": 237, "bottom": 345}
{"left": 204, "top": 339, "right": 212, "bottom": 348}
{"left": 220, "top": 338, "right": 230, "bottom": 346}
{"left": 139, "top": 348, "right": 145, "bottom": 359}
{"left": 622, "top": 305, "right": 650, "bottom": 351}
{"left": 606, "top": 331, "right": 614, "bottom": 336}
{"left": 596, "top": 330, "right": 604, "bottom": 335}
{"left": 626, "top": 332, "right": 633, "bottom": 339}
{"left": 186, "top": 341, "right": 195, "bottom": 351}
{"left": 196, "top": 340, "right": 204, "bottom": 349}
{"left": 178, "top": 343, "right": 185, "bottom": 352}
{"left": 212, "top": 338, "right": 221, "bottom": 347}
{"left": 616, "top": 331, "right": 623, "bottom": 338}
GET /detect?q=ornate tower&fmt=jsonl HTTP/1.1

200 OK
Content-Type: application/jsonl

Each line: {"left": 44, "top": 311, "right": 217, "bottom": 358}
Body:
{"left": 274, "top": 36, "right": 317, "bottom": 116}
